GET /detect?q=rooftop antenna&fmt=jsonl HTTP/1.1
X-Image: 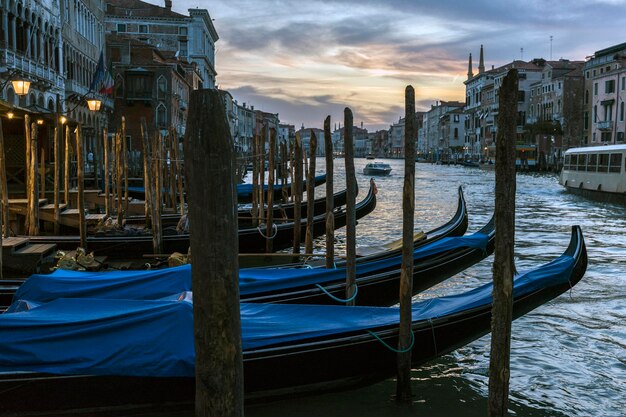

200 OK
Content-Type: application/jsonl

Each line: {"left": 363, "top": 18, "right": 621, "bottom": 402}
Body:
{"left": 550, "top": 35, "right": 553, "bottom": 60}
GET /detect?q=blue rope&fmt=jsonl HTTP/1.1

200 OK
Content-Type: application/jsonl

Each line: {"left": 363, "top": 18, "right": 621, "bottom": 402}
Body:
{"left": 367, "top": 329, "right": 415, "bottom": 353}
{"left": 315, "top": 283, "right": 358, "bottom": 303}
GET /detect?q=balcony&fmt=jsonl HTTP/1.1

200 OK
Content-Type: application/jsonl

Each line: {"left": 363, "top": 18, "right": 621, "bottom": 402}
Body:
{"left": 1, "top": 49, "right": 64, "bottom": 92}
{"left": 598, "top": 120, "right": 613, "bottom": 131}
{"left": 65, "top": 79, "right": 90, "bottom": 97}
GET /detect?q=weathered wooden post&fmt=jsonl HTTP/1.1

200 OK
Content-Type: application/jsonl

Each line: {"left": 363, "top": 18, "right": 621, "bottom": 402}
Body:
{"left": 488, "top": 68, "right": 519, "bottom": 417}
{"left": 292, "top": 135, "right": 303, "bottom": 254}
{"left": 122, "top": 117, "right": 129, "bottom": 215}
{"left": 251, "top": 131, "right": 259, "bottom": 227}
{"left": 24, "top": 116, "right": 31, "bottom": 234}
{"left": 27, "top": 119, "right": 39, "bottom": 236}
{"left": 344, "top": 108, "right": 357, "bottom": 305}
{"left": 103, "top": 128, "right": 110, "bottom": 217}
{"left": 76, "top": 126, "right": 87, "bottom": 249}
{"left": 304, "top": 129, "right": 317, "bottom": 254}
{"left": 258, "top": 126, "right": 266, "bottom": 227}
{"left": 184, "top": 89, "right": 243, "bottom": 417}
{"left": 39, "top": 148, "right": 45, "bottom": 199}
{"left": 0, "top": 118, "right": 10, "bottom": 238}
{"left": 140, "top": 119, "right": 152, "bottom": 230}
{"left": 280, "top": 142, "right": 289, "bottom": 204}
{"left": 396, "top": 85, "right": 416, "bottom": 402}
{"left": 116, "top": 132, "right": 123, "bottom": 227}
{"left": 324, "top": 116, "right": 335, "bottom": 269}
{"left": 172, "top": 129, "right": 185, "bottom": 215}
{"left": 64, "top": 126, "right": 70, "bottom": 206}
{"left": 149, "top": 131, "right": 163, "bottom": 254}
{"left": 53, "top": 124, "right": 60, "bottom": 235}
{"left": 266, "top": 128, "right": 276, "bottom": 253}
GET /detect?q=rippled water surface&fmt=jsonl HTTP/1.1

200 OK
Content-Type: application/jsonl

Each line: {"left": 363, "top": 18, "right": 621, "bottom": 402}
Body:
{"left": 248, "top": 158, "right": 626, "bottom": 417}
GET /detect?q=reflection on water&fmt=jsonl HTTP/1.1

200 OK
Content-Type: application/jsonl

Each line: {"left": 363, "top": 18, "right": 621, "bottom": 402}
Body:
{"left": 248, "top": 158, "right": 626, "bottom": 417}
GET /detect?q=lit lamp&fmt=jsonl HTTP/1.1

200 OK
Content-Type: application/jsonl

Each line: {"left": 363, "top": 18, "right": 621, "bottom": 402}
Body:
{"left": 7, "top": 112, "right": 14, "bottom": 119}
{"left": 11, "top": 79, "right": 30, "bottom": 96}
{"left": 86, "top": 98, "right": 102, "bottom": 112}
{"left": 36, "top": 119, "right": 44, "bottom": 125}
{"left": 60, "top": 116, "right": 67, "bottom": 124}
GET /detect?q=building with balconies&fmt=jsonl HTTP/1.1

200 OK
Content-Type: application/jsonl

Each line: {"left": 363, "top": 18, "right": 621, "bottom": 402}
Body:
{"left": 583, "top": 42, "right": 626, "bottom": 145}
{"left": 104, "top": 0, "right": 218, "bottom": 89}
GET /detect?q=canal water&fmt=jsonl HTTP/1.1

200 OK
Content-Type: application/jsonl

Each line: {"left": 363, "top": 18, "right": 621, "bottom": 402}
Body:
{"left": 246, "top": 158, "right": 626, "bottom": 417}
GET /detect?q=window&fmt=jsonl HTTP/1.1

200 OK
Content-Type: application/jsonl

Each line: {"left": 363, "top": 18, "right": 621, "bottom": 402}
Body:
{"left": 157, "top": 76, "right": 167, "bottom": 99}
{"left": 564, "top": 154, "right": 571, "bottom": 169}
{"left": 453, "top": 114, "right": 459, "bottom": 122}
{"left": 609, "top": 153, "right": 622, "bottom": 173}
{"left": 586, "top": 71, "right": 589, "bottom": 79}
{"left": 593, "top": 105, "right": 597, "bottom": 122}
{"left": 584, "top": 112, "right": 589, "bottom": 130}
{"left": 622, "top": 76, "right": 625, "bottom": 90}
{"left": 585, "top": 89, "right": 589, "bottom": 104}
{"left": 594, "top": 83, "right": 598, "bottom": 95}
{"left": 598, "top": 153, "right": 609, "bottom": 172}
{"left": 179, "top": 41, "right": 188, "bottom": 57}
{"left": 621, "top": 102, "right": 624, "bottom": 122}
{"left": 114, "top": 74, "right": 124, "bottom": 98}
{"left": 156, "top": 104, "right": 167, "bottom": 127}
{"left": 601, "top": 132, "right": 612, "bottom": 142}
{"left": 179, "top": 27, "right": 188, "bottom": 36}
{"left": 117, "top": 23, "right": 126, "bottom": 32}
{"left": 454, "top": 127, "right": 458, "bottom": 139}
{"left": 586, "top": 154, "right": 597, "bottom": 172}
{"left": 605, "top": 80, "right": 615, "bottom": 94}
{"left": 139, "top": 25, "right": 148, "bottom": 33}
{"left": 578, "top": 154, "right": 587, "bottom": 171}
{"left": 126, "top": 74, "right": 153, "bottom": 99}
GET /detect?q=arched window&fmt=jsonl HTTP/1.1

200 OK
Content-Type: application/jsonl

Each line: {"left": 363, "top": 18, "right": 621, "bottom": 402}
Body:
{"left": 157, "top": 76, "right": 167, "bottom": 99}
{"left": 156, "top": 103, "right": 167, "bottom": 127}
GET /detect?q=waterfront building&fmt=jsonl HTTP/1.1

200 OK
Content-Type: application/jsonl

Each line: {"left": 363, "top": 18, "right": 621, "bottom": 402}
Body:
{"left": 104, "top": 0, "right": 218, "bottom": 89}
{"left": 388, "top": 116, "right": 404, "bottom": 157}
{"left": 106, "top": 33, "right": 197, "bottom": 174}
{"left": 583, "top": 42, "right": 626, "bottom": 146}
{"left": 424, "top": 101, "right": 464, "bottom": 161}
{"left": 235, "top": 102, "right": 256, "bottom": 154}
{"left": 296, "top": 126, "right": 324, "bottom": 156}
{"left": 527, "top": 59, "right": 584, "bottom": 167}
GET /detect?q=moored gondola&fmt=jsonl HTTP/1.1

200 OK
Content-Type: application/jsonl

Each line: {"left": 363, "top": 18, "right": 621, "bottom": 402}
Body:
{"left": 0, "top": 227, "right": 586, "bottom": 414}
{"left": 24, "top": 180, "right": 376, "bottom": 259}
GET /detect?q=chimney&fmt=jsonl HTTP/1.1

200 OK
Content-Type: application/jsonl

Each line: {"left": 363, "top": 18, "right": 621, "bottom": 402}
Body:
{"left": 478, "top": 44, "right": 485, "bottom": 74}
{"left": 164, "top": 0, "right": 172, "bottom": 10}
{"left": 467, "top": 53, "right": 474, "bottom": 80}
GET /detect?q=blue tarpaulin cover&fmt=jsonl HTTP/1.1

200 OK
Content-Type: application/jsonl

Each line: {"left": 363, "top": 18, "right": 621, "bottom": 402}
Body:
{"left": 236, "top": 174, "right": 326, "bottom": 198}
{"left": 11, "top": 233, "right": 489, "bottom": 306}
{"left": 0, "top": 253, "right": 574, "bottom": 377}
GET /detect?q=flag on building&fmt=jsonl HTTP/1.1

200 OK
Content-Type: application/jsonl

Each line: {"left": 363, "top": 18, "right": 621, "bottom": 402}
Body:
{"left": 89, "top": 51, "right": 114, "bottom": 95}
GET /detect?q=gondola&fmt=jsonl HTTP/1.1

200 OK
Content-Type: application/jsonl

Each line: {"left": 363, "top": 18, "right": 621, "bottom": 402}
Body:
{"left": 25, "top": 180, "right": 376, "bottom": 258}
{"left": 126, "top": 174, "right": 327, "bottom": 203}
{"left": 0, "top": 186, "right": 468, "bottom": 305}
{"left": 0, "top": 227, "right": 587, "bottom": 414}
{"left": 5, "top": 215, "right": 493, "bottom": 308}
{"left": 123, "top": 186, "right": 350, "bottom": 230}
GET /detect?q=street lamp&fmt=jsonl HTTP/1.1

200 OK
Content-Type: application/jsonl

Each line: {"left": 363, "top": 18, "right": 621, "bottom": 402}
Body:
{"left": 86, "top": 98, "right": 102, "bottom": 112}
{"left": 0, "top": 69, "right": 31, "bottom": 97}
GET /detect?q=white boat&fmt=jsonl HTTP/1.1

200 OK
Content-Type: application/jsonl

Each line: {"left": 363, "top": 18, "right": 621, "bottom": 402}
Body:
{"left": 559, "top": 144, "right": 626, "bottom": 204}
{"left": 363, "top": 162, "right": 392, "bottom": 176}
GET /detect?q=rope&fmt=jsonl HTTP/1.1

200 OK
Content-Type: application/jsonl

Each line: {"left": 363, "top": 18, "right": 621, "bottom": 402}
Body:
{"left": 315, "top": 283, "right": 358, "bottom": 303}
{"left": 256, "top": 222, "right": 278, "bottom": 239}
{"left": 367, "top": 328, "right": 415, "bottom": 353}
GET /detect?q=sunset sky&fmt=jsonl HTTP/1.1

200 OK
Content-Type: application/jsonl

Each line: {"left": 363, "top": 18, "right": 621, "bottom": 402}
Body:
{"left": 154, "top": 0, "right": 625, "bottom": 131}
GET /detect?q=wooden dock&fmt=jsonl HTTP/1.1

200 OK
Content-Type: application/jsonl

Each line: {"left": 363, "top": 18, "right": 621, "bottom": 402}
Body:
{"left": 8, "top": 197, "right": 107, "bottom": 230}
{"left": 1, "top": 236, "right": 57, "bottom": 275}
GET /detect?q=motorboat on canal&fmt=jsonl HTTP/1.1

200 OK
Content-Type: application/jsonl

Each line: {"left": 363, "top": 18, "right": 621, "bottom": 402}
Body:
{"left": 560, "top": 145, "right": 626, "bottom": 204}
{"left": 0, "top": 226, "right": 587, "bottom": 414}
{"left": 363, "top": 162, "right": 392, "bottom": 176}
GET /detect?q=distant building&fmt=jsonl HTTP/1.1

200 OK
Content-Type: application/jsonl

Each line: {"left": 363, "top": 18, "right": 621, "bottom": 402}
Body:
{"left": 583, "top": 42, "right": 626, "bottom": 146}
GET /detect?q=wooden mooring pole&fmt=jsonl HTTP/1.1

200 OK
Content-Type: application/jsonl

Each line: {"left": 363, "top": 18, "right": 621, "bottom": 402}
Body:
{"left": 251, "top": 131, "right": 259, "bottom": 227}
{"left": 27, "top": 118, "right": 39, "bottom": 236}
{"left": 488, "top": 68, "right": 519, "bottom": 417}
{"left": 116, "top": 132, "right": 123, "bottom": 226}
{"left": 324, "top": 116, "right": 335, "bottom": 269}
{"left": 64, "top": 126, "right": 70, "bottom": 206}
{"left": 53, "top": 124, "right": 60, "bottom": 235}
{"left": 0, "top": 118, "right": 10, "bottom": 238}
{"left": 184, "top": 89, "right": 243, "bottom": 417}
{"left": 266, "top": 128, "right": 276, "bottom": 253}
{"left": 122, "top": 117, "right": 129, "bottom": 215}
{"left": 396, "top": 85, "right": 416, "bottom": 402}
{"left": 103, "top": 128, "right": 110, "bottom": 218}
{"left": 304, "top": 129, "right": 317, "bottom": 254}
{"left": 344, "top": 108, "right": 356, "bottom": 306}
{"left": 140, "top": 119, "right": 152, "bottom": 231}
{"left": 76, "top": 126, "right": 86, "bottom": 249}
{"left": 292, "top": 134, "right": 303, "bottom": 254}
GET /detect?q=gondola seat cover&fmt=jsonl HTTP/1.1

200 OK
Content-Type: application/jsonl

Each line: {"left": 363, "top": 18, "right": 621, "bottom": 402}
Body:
{"left": 10, "top": 233, "right": 490, "bottom": 306}
{"left": 0, "top": 252, "right": 575, "bottom": 377}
